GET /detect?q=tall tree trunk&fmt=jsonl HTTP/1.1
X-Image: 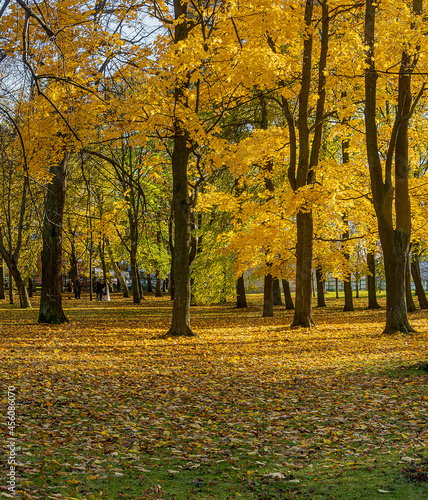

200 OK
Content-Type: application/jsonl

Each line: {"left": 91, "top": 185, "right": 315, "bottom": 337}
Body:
{"left": 69, "top": 236, "right": 78, "bottom": 281}
{"left": 316, "top": 265, "right": 326, "bottom": 307}
{"left": 236, "top": 274, "right": 247, "bottom": 308}
{"left": 292, "top": 212, "right": 314, "bottom": 326}
{"left": 155, "top": 271, "right": 162, "bottom": 297}
{"left": 287, "top": 0, "right": 329, "bottom": 328}
{"left": 367, "top": 251, "right": 381, "bottom": 309}
{"left": 167, "top": 0, "right": 194, "bottom": 336}
{"left": 406, "top": 256, "right": 417, "bottom": 312}
{"left": 262, "top": 274, "right": 273, "bottom": 317}
{"left": 410, "top": 248, "right": 428, "bottom": 309}
{"left": 38, "top": 152, "right": 70, "bottom": 323}
{"left": 364, "top": 0, "right": 417, "bottom": 334}
{"left": 342, "top": 219, "right": 354, "bottom": 312}
{"left": 129, "top": 216, "right": 141, "bottom": 304}
{"left": 335, "top": 277, "right": 339, "bottom": 298}
{"left": 282, "top": 279, "right": 294, "bottom": 310}
{"left": 273, "top": 278, "right": 283, "bottom": 305}
{"left": 138, "top": 269, "right": 144, "bottom": 299}
{"left": 0, "top": 258, "right": 4, "bottom": 300}
{"left": 28, "top": 277, "right": 33, "bottom": 298}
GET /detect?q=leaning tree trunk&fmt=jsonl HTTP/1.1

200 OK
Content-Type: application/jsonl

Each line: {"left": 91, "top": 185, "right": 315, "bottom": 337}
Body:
{"left": 262, "top": 273, "right": 274, "bottom": 317}
{"left": 316, "top": 265, "right": 326, "bottom": 307}
{"left": 282, "top": 279, "right": 294, "bottom": 310}
{"left": 38, "top": 152, "right": 70, "bottom": 323}
{"left": 236, "top": 274, "right": 247, "bottom": 308}
{"left": 7, "top": 264, "right": 31, "bottom": 308}
{"left": 410, "top": 249, "right": 428, "bottom": 309}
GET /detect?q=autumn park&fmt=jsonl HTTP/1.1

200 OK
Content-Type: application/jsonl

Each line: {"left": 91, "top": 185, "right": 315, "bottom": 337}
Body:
{"left": 1, "top": 0, "right": 428, "bottom": 499}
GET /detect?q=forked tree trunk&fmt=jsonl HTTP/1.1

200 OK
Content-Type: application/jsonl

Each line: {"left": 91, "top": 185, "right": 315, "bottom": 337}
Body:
{"left": 282, "top": 279, "right": 294, "bottom": 310}
{"left": 236, "top": 274, "right": 247, "bottom": 308}
{"left": 316, "top": 265, "right": 326, "bottom": 307}
{"left": 364, "top": 0, "right": 418, "bottom": 334}
{"left": 38, "top": 152, "right": 70, "bottom": 323}
{"left": 410, "top": 250, "right": 428, "bottom": 309}
{"left": 367, "top": 251, "right": 381, "bottom": 309}
{"left": 273, "top": 278, "right": 283, "bottom": 305}
{"left": 263, "top": 274, "right": 273, "bottom": 317}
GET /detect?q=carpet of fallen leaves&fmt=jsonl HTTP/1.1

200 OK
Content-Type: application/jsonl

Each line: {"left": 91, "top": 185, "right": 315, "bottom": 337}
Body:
{"left": 1, "top": 294, "right": 427, "bottom": 499}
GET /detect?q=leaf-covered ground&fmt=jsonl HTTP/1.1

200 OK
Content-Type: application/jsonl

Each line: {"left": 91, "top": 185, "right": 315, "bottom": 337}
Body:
{"left": 1, "top": 294, "right": 428, "bottom": 499}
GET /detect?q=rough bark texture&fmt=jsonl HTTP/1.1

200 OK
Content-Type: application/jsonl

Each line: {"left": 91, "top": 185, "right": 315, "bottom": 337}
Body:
{"left": 367, "top": 251, "right": 381, "bottom": 309}
{"left": 316, "top": 265, "right": 326, "bottom": 307}
{"left": 364, "top": 0, "right": 417, "bottom": 334}
{"left": 262, "top": 274, "right": 274, "bottom": 317}
{"left": 273, "top": 278, "right": 283, "bottom": 305}
{"left": 410, "top": 250, "right": 428, "bottom": 309}
{"left": 236, "top": 274, "right": 247, "bottom": 308}
{"left": 38, "top": 152, "right": 70, "bottom": 323}
{"left": 292, "top": 211, "right": 315, "bottom": 326}
{"left": 167, "top": 0, "right": 194, "bottom": 336}
{"left": 282, "top": 279, "right": 294, "bottom": 310}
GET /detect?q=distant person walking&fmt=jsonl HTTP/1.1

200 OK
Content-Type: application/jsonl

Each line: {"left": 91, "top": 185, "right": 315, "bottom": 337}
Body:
{"left": 96, "top": 279, "right": 103, "bottom": 300}
{"left": 74, "top": 277, "right": 82, "bottom": 299}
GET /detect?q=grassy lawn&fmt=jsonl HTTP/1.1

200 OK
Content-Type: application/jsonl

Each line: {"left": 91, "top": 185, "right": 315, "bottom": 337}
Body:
{"left": 1, "top": 293, "right": 427, "bottom": 499}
